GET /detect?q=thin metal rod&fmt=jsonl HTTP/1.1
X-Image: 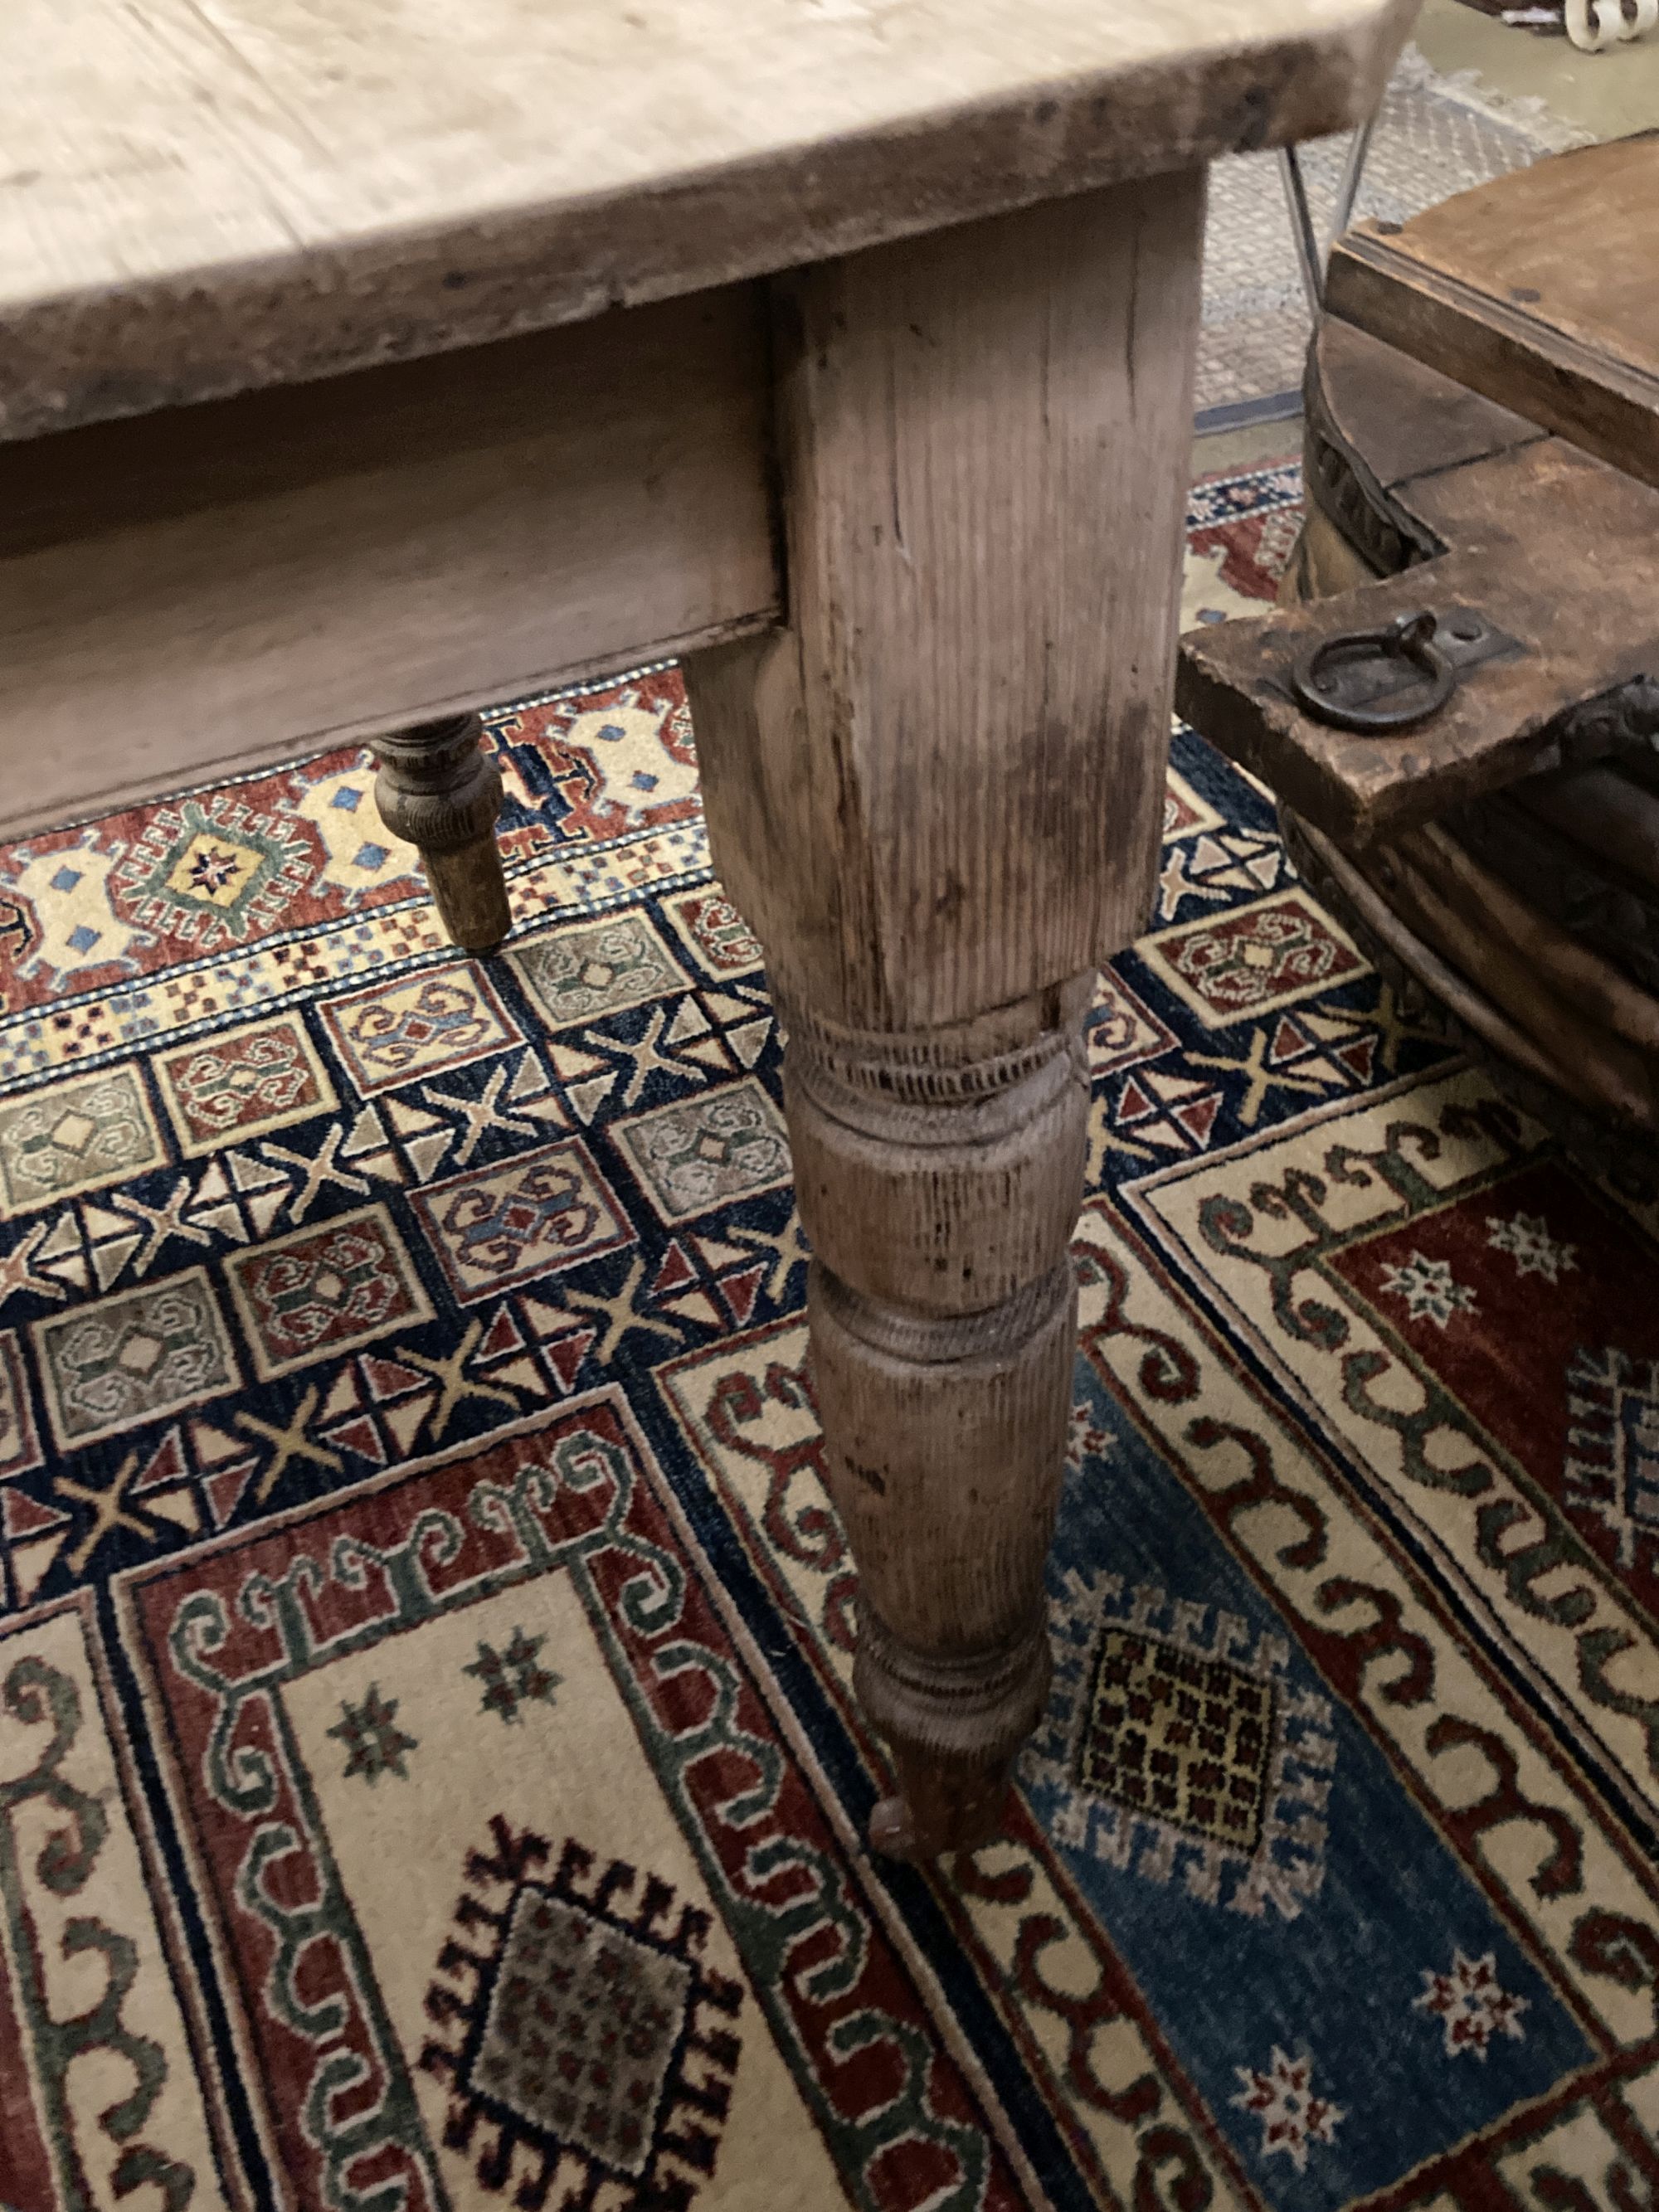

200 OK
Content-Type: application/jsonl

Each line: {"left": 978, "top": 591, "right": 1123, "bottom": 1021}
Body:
{"left": 1331, "top": 114, "right": 1379, "bottom": 242}
{"left": 1277, "top": 145, "right": 1325, "bottom": 318}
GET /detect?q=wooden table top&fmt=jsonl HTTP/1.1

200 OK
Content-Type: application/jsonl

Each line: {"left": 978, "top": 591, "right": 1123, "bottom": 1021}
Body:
{"left": 4, "top": 0, "right": 1413, "bottom": 442}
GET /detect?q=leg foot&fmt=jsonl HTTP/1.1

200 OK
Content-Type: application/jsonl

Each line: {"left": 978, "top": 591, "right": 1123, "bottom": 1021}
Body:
{"left": 855, "top": 1594, "right": 1050, "bottom": 1856}
{"left": 369, "top": 710, "right": 510, "bottom": 952}
{"left": 868, "top": 1753, "right": 1019, "bottom": 1861}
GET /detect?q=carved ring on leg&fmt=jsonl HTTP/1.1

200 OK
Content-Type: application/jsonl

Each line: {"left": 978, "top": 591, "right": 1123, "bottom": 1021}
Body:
{"left": 369, "top": 709, "right": 511, "bottom": 953}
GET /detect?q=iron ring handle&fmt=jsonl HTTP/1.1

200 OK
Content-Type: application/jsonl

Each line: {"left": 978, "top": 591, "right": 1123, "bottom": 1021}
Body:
{"left": 1291, "top": 609, "right": 1457, "bottom": 735}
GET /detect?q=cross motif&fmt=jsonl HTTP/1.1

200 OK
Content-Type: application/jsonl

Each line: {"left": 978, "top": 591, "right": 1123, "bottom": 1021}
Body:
{"left": 56, "top": 1451, "right": 160, "bottom": 1574}
{"left": 394, "top": 1318, "right": 519, "bottom": 1441}
{"left": 560, "top": 1252, "right": 684, "bottom": 1363}
{"left": 418, "top": 1060, "right": 552, "bottom": 1169}
{"left": 260, "top": 1124, "right": 374, "bottom": 1222}
{"left": 235, "top": 1382, "right": 344, "bottom": 1503}
{"left": 100, "top": 1174, "right": 216, "bottom": 1277}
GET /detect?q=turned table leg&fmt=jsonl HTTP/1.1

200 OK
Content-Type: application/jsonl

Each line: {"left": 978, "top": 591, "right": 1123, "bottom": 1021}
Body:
{"left": 684, "top": 177, "right": 1204, "bottom": 1855}
{"left": 786, "top": 985, "right": 1092, "bottom": 1855}
{"left": 369, "top": 709, "right": 511, "bottom": 953}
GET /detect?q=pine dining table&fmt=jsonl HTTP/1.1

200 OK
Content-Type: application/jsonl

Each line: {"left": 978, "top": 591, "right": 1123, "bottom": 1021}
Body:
{"left": 2, "top": 0, "right": 1415, "bottom": 1856}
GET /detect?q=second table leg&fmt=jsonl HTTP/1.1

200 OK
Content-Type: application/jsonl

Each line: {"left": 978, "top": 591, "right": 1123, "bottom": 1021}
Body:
{"left": 370, "top": 708, "right": 512, "bottom": 953}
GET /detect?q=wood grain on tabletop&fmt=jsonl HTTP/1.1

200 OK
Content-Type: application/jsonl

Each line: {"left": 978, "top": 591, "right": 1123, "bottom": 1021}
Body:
{"left": 2, "top": 0, "right": 1415, "bottom": 440}
{"left": 1326, "top": 134, "right": 1659, "bottom": 492}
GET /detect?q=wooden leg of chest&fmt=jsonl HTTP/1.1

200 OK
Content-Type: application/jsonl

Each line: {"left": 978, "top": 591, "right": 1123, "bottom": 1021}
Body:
{"left": 369, "top": 709, "right": 512, "bottom": 952}
{"left": 684, "top": 177, "right": 1202, "bottom": 1855}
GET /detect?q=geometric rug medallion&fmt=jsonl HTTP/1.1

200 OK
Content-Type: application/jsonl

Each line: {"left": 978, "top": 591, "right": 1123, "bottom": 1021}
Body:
{"left": 2, "top": 464, "right": 1657, "bottom": 2211}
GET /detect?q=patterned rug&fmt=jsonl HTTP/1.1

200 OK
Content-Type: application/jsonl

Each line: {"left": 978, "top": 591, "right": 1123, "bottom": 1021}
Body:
{"left": 2, "top": 464, "right": 1657, "bottom": 2212}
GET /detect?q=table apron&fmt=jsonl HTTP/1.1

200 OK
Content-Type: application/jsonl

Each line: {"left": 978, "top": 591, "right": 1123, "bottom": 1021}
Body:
{"left": 0, "top": 285, "right": 780, "bottom": 838}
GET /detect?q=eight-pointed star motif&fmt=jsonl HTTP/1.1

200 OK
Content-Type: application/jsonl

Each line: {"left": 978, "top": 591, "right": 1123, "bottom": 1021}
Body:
{"left": 1377, "top": 1250, "right": 1477, "bottom": 1330}
{"left": 1486, "top": 1211, "right": 1578, "bottom": 1285}
{"left": 1231, "top": 2045, "right": 1343, "bottom": 2173}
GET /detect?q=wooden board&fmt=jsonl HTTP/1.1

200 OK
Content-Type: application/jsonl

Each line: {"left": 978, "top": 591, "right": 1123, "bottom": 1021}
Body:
{"left": 1326, "top": 133, "right": 1659, "bottom": 490}
{"left": 0, "top": 287, "right": 777, "bottom": 839}
{"left": 1, "top": 0, "right": 1414, "bottom": 441}
{"left": 1177, "top": 434, "right": 1659, "bottom": 846}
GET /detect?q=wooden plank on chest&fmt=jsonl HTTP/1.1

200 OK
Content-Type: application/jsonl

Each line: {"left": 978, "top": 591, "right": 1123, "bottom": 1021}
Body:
{"left": 1326, "top": 134, "right": 1659, "bottom": 490}
{"left": 0, "top": 287, "right": 778, "bottom": 839}
{"left": 2, "top": 0, "right": 1414, "bottom": 440}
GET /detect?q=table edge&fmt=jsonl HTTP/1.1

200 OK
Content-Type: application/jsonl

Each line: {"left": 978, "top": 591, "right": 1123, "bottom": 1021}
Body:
{"left": 1, "top": 0, "right": 1415, "bottom": 445}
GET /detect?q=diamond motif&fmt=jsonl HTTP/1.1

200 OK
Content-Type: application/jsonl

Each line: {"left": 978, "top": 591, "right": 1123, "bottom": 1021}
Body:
{"left": 33, "top": 1269, "right": 237, "bottom": 1447}
{"left": 613, "top": 1079, "right": 791, "bottom": 1225}
{"left": 1141, "top": 889, "right": 1365, "bottom": 1024}
{"left": 321, "top": 970, "right": 523, "bottom": 1096}
{"left": 48, "top": 1109, "right": 98, "bottom": 1156}
{"left": 153, "top": 1012, "right": 337, "bottom": 1155}
{"left": 166, "top": 832, "right": 264, "bottom": 907}
{"left": 1078, "top": 1626, "right": 1275, "bottom": 1851}
{"left": 509, "top": 912, "right": 688, "bottom": 1031}
{"left": 0, "top": 1067, "right": 164, "bottom": 1213}
{"left": 1023, "top": 1570, "right": 1335, "bottom": 1918}
{"left": 479, "top": 1891, "right": 689, "bottom": 2172}
{"left": 115, "top": 797, "right": 316, "bottom": 947}
{"left": 117, "top": 1330, "right": 165, "bottom": 1378}
{"left": 226, "top": 1205, "right": 433, "bottom": 1378}
{"left": 421, "top": 1823, "right": 742, "bottom": 2205}
{"left": 412, "top": 1140, "right": 632, "bottom": 1302}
